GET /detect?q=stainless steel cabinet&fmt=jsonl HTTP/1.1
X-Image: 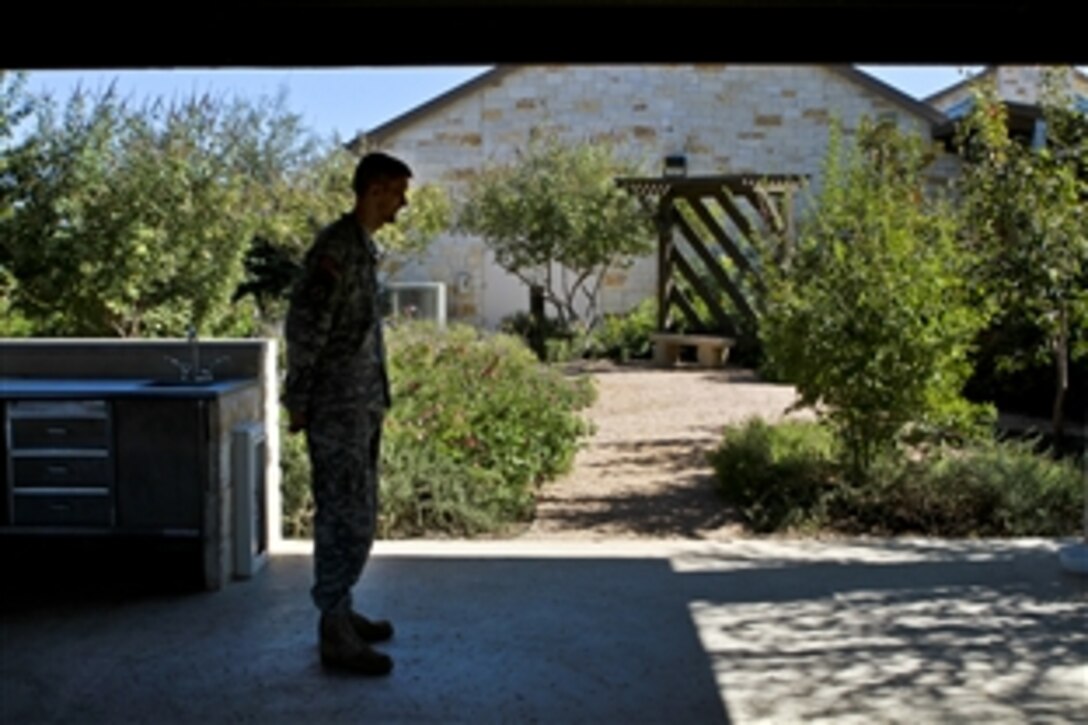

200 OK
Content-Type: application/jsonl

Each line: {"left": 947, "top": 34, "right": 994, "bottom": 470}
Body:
{"left": 3, "top": 400, "right": 115, "bottom": 526}
{"left": 1, "top": 398, "right": 210, "bottom": 535}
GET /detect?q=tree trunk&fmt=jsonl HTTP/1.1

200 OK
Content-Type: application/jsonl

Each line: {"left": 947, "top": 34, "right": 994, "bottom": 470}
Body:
{"left": 528, "top": 284, "right": 546, "bottom": 361}
{"left": 1051, "top": 305, "right": 1068, "bottom": 444}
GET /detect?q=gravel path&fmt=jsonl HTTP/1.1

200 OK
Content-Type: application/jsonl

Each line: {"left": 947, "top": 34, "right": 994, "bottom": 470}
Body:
{"left": 519, "top": 360, "right": 815, "bottom": 540}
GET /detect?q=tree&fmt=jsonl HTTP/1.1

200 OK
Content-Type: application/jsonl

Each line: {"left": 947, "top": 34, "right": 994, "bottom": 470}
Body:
{"left": 458, "top": 135, "right": 655, "bottom": 334}
{"left": 1, "top": 71, "right": 33, "bottom": 219}
{"left": 760, "top": 119, "right": 994, "bottom": 483}
{"left": 374, "top": 181, "right": 453, "bottom": 276}
{"left": 232, "top": 152, "right": 452, "bottom": 325}
{"left": 956, "top": 71, "right": 1088, "bottom": 441}
{"left": 0, "top": 71, "right": 36, "bottom": 335}
{"left": 0, "top": 83, "right": 335, "bottom": 337}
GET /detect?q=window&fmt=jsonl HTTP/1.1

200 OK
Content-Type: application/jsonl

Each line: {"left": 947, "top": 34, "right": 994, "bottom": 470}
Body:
{"left": 944, "top": 98, "right": 974, "bottom": 119}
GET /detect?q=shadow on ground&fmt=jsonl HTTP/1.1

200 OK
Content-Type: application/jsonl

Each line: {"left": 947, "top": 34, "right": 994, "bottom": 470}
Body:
{"left": 587, "top": 437, "right": 716, "bottom": 471}
{"left": 537, "top": 437, "right": 744, "bottom": 537}
{"left": 2, "top": 538, "right": 1085, "bottom": 724}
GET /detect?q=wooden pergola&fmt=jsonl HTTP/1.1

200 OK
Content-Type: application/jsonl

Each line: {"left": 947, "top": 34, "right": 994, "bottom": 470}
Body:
{"left": 616, "top": 174, "right": 803, "bottom": 340}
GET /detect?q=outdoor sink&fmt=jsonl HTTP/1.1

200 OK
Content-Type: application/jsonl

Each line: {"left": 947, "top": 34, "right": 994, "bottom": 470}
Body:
{"left": 143, "top": 379, "right": 220, "bottom": 388}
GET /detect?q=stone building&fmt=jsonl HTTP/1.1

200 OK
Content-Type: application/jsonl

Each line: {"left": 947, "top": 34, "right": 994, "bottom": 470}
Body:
{"left": 356, "top": 64, "right": 1087, "bottom": 329}
{"left": 929, "top": 66, "right": 1088, "bottom": 148}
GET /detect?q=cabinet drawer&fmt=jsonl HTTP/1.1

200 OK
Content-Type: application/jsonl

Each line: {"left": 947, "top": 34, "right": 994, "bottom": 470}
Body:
{"left": 10, "top": 418, "right": 111, "bottom": 450}
{"left": 11, "top": 457, "right": 114, "bottom": 488}
{"left": 12, "top": 491, "right": 113, "bottom": 526}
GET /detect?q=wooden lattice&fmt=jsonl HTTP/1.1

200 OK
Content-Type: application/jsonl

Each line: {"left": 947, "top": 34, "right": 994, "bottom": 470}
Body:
{"left": 616, "top": 175, "right": 803, "bottom": 336}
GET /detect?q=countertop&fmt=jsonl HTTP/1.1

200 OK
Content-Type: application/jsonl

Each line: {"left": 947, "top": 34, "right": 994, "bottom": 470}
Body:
{"left": 0, "top": 377, "right": 260, "bottom": 400}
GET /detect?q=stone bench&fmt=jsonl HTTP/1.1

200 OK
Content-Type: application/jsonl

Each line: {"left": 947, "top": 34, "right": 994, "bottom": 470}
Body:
{"left": 650, "top": 333, "right": 735, "bottom": 368}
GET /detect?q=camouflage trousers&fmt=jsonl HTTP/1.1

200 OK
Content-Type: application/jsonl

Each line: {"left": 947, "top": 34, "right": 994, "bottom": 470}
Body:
{"left": 306, "top": 406, "right": 384, "bottom": 614}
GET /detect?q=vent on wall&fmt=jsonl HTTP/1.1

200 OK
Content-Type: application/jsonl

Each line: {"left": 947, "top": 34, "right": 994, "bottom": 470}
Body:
{"left": 382, "top": 282, "right": 447, "bottom": 327}
{"left": 232, "top": 421, "right": 268, "bottom": 579}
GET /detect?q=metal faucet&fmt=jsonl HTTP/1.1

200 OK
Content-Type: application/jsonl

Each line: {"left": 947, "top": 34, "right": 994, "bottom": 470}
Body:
{"left": 163, "top": 354, "right": 193, "bottom": 381}
{"left": 187, "top": 325, "right": 201, "bottom": 382}
{"left": 161, "top": 324, "right": 230, "bottom": 382}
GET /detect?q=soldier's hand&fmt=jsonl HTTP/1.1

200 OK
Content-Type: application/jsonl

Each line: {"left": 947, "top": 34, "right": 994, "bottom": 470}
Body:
{"left": 287, "top": 409, "right": 308, "bottom": 434}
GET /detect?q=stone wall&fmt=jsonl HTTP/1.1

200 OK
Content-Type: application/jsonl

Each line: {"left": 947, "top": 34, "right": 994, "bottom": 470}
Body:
{"left": 374, "top": 65, "right": 943, "bottom": 328}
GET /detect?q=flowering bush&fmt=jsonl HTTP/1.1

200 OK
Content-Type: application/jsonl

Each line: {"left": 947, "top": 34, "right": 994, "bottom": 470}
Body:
{"left": 381, "top": 322, "right": 595, "bottom": 535}
{"left": 280, "top": 321, "right": 596, "bottom": 538}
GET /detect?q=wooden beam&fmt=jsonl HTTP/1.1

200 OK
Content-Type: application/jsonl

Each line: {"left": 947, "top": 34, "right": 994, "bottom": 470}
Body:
{"left": 710, "top": 188, "right": 755, "bottom": 239}
{"left": 684, "top": 195, "right": 756, "bottom": 278}
{"left": 672, "top": 250, "right": 735, "bottom": 333}
{"left": 634, "top": 194, "right": 657, "bottom": 221}
{"left": 673, "top": 212, "right": 758, "bottom": 323}
{"left": 710, "top": 189, "right": 774, "bottom": 297}
{"left": 673, "top": 211, "right": 757, "bottom": 320}
{"left": 669, "top": 288, "right": 705, "bottom": 332}
{"left": 616, "top": 173, "right": 803, "bottom": 337}
{"left": 750, "top": 186, "right": 785, "bottom": 233}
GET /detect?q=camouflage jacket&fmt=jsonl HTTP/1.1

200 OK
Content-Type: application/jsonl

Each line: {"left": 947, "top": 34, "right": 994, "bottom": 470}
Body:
{"left": 283, "top": 212, "right": 391, "bottom": 417}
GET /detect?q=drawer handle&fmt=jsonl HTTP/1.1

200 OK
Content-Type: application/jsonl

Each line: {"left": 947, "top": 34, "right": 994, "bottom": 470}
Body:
{"left": 47, "top": 465, "right": 70, "bottom": 476}
{"left": 46, "top": 426, "right": 69, "bottom": 436}
{"left": 49, "top": 503, "right": 73, "bottom": 513}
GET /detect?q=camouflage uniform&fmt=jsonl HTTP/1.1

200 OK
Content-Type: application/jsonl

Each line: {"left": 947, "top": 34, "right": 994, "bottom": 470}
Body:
{"left": 284, "top": 212, "right": 391, "bottom": 615}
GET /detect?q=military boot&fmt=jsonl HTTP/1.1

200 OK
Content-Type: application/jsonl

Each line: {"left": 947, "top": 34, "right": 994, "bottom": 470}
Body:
{"left": 319, "top": 610, "right": 394, "bottom": 676}
{"left": 349, "top": 611, "right": 394, "bottom": 644}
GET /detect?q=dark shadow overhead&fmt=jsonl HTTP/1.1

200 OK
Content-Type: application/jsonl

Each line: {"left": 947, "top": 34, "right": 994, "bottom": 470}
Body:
{"left": 7, "top": 2, "right": 1086, "bottom": 68}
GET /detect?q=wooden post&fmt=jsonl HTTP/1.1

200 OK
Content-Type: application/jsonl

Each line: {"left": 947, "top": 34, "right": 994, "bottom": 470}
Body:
{"left": 656, "top": 194, "right": 674, "bottom": 332}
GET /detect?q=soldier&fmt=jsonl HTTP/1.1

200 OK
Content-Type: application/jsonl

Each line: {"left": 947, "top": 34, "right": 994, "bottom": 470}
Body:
{"left": 283, "top": 151, "right": 411, "bottom": 676}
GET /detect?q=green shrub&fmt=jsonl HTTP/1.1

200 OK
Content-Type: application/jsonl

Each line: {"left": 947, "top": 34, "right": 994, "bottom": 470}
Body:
{"left": 709, "top": 420, "right": 1085, "bottom": 537}
{"left": 499, "top": 310, "right": 585, "bottom": 362}
{"left": 586, "top": 297, "right": 657, "bottom": 361}
{"left": 501, "top": 297, "right": 660, "bottom": 364}
{"left": 378, "top": 440, "right": 517, "bottom": 538}
{"left": 499, "top": 310, "right": 570, "bottom": 341}
{"left": 760, "top": 119, "right": 994, "bottom": 483}
{"left": 279, "top": 322, "right": 596, "bottom": 538}
{"left": 279, "top": 406, "right": 315, "bottom": 539}
{"left": 707, "top": 418, "right": 838, "bottom": 533}
{"left": 382, "top": 321, "right": 595, "bottom": 536}
{"left": 832, "top": 437, "right": 1086, "bottom": 537}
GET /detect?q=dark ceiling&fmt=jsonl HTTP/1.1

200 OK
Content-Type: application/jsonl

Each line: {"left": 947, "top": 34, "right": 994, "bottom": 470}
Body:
{"left": 8, "top": 1, "right": 1084, "bottom": 69}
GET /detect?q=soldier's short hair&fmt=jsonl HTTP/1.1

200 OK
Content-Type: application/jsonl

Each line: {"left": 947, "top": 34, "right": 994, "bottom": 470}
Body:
{"left": 352, "top": 152, "right": 413, "bottom": 196}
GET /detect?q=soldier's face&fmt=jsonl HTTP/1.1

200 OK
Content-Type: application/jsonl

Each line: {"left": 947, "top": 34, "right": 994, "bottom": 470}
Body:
{"left": 376, "top": 177, "right": 410, "bottom": 226}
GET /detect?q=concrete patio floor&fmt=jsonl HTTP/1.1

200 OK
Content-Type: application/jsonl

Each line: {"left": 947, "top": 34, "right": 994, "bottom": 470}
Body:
{"left": 2, "top": 536, "right": 1086, "bottom": 724}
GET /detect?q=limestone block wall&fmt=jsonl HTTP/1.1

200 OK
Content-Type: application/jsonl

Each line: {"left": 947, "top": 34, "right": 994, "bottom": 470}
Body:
{"left": 374, "top": 65, "right": 944, "bottom": 328}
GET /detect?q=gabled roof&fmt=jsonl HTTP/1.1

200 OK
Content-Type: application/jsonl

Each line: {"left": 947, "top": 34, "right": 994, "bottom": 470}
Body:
{"left": 923, "top": 66, "right": 991, "bottom": 106}
{"left": 353, "top": 64, "right": 949, "bottom": 149}
{"left": 924, "top": 65, "right": 1088, "bottom": 106}
{"left": 352, "top": 66, "right": 518, "bottom": 150}
{"left": 826, "top": 65, "right": 948, "bottom": 126}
